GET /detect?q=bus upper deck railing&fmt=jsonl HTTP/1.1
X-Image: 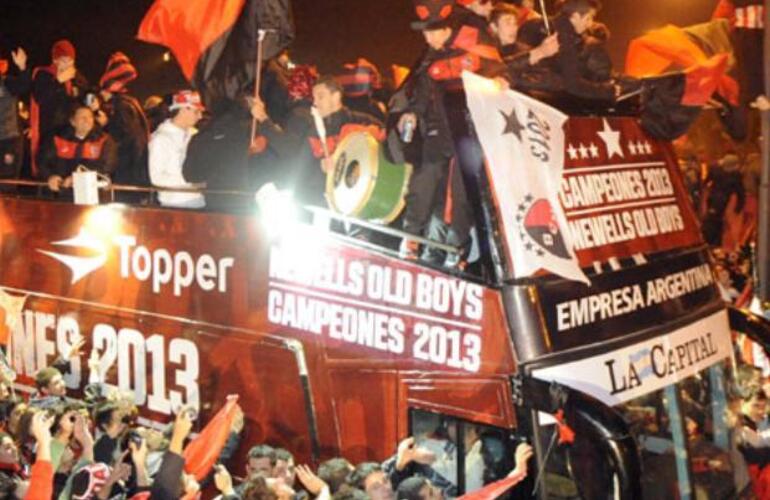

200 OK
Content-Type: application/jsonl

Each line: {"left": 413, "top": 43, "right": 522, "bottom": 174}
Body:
{"left": 0, "top": 178, "right": 460, "bottom": 256}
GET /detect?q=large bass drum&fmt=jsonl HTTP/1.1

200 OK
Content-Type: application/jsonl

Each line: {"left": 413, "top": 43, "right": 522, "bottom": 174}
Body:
{"left": 325, "top": 131, "right": 412, "bottom": 224}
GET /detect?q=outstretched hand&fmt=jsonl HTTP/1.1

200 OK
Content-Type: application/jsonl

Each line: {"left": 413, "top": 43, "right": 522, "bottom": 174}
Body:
{"left": 11, "top": 48, "right": 27, "bottom": 71}
{"left": 296, "top": 464, "right": 328, "bottom": 496}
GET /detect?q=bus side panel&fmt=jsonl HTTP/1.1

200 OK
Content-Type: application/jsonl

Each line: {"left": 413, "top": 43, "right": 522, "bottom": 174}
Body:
{"left": 9, "top": 297, "right": 321, "bottom": 466}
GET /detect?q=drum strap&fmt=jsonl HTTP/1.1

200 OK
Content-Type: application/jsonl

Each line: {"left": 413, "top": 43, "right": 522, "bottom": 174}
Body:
{"left": 309, "top": 123, "right": 385, "bottom": 159}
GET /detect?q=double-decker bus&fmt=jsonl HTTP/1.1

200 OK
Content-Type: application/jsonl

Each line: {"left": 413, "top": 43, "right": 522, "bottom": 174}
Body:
{"left": 1, "top": 114, "right": 768, "bottom": 499}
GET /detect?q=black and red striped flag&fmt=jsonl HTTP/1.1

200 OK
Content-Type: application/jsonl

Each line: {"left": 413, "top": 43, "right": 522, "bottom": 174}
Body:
{"left": 137, "top": 0, "right": 294, "bottom": 109}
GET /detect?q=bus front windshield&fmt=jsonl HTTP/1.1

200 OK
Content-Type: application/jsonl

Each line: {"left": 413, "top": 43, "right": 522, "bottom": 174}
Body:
{"left": 543, "top": 359, "right": 746, "bottom": 499}
{"left": 618, "top": 359, "right": 743, "bottom": 499}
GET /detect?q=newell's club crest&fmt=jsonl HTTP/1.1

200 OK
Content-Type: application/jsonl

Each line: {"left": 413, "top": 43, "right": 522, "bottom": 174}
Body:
{"left": 517, "top": 195, "right": 569, "bottom": 259}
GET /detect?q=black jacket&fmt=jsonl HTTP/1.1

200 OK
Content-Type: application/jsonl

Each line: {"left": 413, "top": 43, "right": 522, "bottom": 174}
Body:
{"left": 37, "top": 126, "right": 117, "bottom": 180}
{"left": 183, "top": 103, "right": 253, "bottom": 212}
{"left": 32, "top": 66, "right": 88, "bottom": 140}
{"left": 518, "top": 15, "right": 616, "bottom": 101}
{"left": 0, "top": 67, "right": 30, "bottom": 141}
{"left": 104, "top": 92, "right": 150, "bottom": 186}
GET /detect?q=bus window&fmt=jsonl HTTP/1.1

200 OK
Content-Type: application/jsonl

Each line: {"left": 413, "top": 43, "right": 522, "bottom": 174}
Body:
{"left": 408, "top": 409, "right": 517, "bottom": 495}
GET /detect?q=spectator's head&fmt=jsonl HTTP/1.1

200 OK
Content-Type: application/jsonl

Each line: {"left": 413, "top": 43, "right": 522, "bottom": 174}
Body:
{"left": 69, "top": 105, "right": 96, "bottom": 139}
{"left": 317, "top": 457, "right": 354, "bottom": 494}
{"left": 7, "top": 402, "right": 26, "bottom": 440}
{"left": 742, "top": 386, "right": 768, "bottom": 424}
{"left": 458, "top": 0, "right": 495, "bottom": 20}
{"left": 169, "top": 90, "right": 205, "bottom": 130}
{"left": 490, "top": 3, "right": 521, "bottom": 45}
{"left": 70, "top": 462, "right": 111, "bottom": 500}
{"left": 350, "top": 462, "right": 393, "bottom": 500}
{"left": 93, "top": 401, "right": 134, "bottom": 442}
{"left": 737, "top": 363, "right": 763, "bottom": 391}
{"left": 35, "top": 366, "right": 66, "bottom": 397}
{"left": 0, "top": 432, "right": 18, "bottom": 466}
{"left": 337, "top": 58, "right": 381, "bottom": 99}
{"left": 558, "top": 0, "right": 600, "bottom": 35}
{"left": 51, "top": 39, "right": 75, "bottom": 69}
{"left": 396, "top": 476, "right": 443, "bottom": 500}
{"left": 312, "top": 76, "right": 344, "bottom": 118}
{"left": 247, "top": 444, "right": 276, "bottom": 479}
{"left": 411, "top": 0, "right": 454, "bottom": 49}
{"left": 99, "top": 51, "right": 138, "bottom": 98}
{"left": 242, "top": 476, "right": 278, "bottom": 500}
{"left": 273, "top": 448, "right": 296, "bottom": 486}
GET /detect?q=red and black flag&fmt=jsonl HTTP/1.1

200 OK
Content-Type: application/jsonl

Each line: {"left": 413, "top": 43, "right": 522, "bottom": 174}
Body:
{"left": 137, "top": 0, "right": 294, "bottom": 109}
{"left": 626, "top": 21, "right": 738, "bottom": 140}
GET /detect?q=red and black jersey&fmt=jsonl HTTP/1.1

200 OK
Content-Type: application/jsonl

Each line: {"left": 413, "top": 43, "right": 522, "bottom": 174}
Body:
{"left": 425, "top": 20, "right": 507, "bottom": 93}
{"left": 307, "top": 107, "right": 385, "bottom": 159}
{"left": 37, "top": 126, "right": 117, "bottom": 180}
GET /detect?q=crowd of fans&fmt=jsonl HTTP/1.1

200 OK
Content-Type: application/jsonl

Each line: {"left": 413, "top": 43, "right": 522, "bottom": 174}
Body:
{"left": 0, "top": 334, "right": 534, "bottom": 499}
{"left": 676, "top": 140, "right": 760, "bottom": 306}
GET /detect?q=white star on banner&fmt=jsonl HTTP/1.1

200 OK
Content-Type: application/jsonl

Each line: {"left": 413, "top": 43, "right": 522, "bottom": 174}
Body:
{"left": 628, "top": 141, "right": 638, "bottom": 155}
{"left": 589, "top": 143, "right": 599, "bottom": 158}
{"left": 579, "top": 143, "right": 589, "bottom": 159}
{"left": 644, "top": 141, "right": 653, "bottom": 155}
{"left": 598, "top": 119, "right": 624, "bottom": 159}
{"left": 635, "top": 141, "right": 645, "bottom": 155}
{"left": 567, "top": 143, "right": 578, "bottom": 160}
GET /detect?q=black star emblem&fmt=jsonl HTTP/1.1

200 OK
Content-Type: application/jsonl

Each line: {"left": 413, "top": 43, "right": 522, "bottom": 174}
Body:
{"left": 500, "top": 108, "right": 524, "bottom": 140}
{"left": 518, "top": 203, "right": 526, "bottom": 212}
{"left": 524, "top": 194, "right": 534, "bottom": 203}
{"left": 516, "top": 214, "right": 522, "bottom": 222}
{"left": 525, "top": 243, "right": 533, "bottom": 251}
{"left": 536, "top": 249, "right": 545, "bottom": 257}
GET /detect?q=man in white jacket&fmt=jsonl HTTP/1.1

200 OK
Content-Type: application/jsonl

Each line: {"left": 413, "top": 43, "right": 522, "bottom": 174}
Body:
{"left": 149, "top": 90, "right": 205, "bottom": 208}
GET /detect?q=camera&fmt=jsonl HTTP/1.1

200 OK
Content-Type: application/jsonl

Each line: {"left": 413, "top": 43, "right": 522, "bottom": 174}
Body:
{"left": 127, "top": 429, "right": 144, "bottom": 447}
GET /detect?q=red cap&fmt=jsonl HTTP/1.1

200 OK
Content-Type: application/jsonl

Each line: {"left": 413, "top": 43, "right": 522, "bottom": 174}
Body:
{"left": 52, "top": 39, "right": 76, "bottom": 61}
{"left": 170, "top": 90, "right": 205, "bottom": 111}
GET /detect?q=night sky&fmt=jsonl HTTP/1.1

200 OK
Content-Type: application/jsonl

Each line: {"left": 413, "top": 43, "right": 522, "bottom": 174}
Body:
{"left": 0, "top": 0, "right": 718, "bottom": 100}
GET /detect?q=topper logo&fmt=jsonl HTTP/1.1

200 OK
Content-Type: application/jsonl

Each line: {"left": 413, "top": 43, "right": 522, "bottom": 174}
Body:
{"left": 39, "top": 231, "right": 235, "bottom": 296}
{"left": 37, "top": 229, "right": 107, "bottom": 285}
{"left": 114, "top": 236, "right": 234, "bottom": 296}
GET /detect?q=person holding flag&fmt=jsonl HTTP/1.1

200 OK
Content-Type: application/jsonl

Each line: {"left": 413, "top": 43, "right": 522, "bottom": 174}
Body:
{"left": 396, "top": 0, "right": 508, "bottom": 271}
{"left": 462, "top": 70, "right": 589, "bottom": 284}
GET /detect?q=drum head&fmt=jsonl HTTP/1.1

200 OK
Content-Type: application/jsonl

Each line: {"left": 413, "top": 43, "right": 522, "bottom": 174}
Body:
{"left": 326, "top": 131, "right": 379, "bottom": 216}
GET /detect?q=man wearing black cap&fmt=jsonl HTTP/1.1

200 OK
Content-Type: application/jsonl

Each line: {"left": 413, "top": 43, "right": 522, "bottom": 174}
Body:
{"left": 396, "top": 0, "right": 508, "bottom": 270}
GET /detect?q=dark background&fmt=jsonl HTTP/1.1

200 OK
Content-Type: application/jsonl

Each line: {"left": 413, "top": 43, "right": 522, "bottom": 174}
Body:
{"left": 0, "top": 0, "right": 718, "bottom": 100}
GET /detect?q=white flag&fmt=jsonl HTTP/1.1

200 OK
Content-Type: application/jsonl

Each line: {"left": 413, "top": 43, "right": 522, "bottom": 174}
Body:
{"left": 462, "top": 71, "right": 589, "bottom": 284}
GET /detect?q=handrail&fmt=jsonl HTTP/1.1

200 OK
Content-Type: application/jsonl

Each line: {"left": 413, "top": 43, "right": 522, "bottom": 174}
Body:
{"left": 0, "top": 178, "right": 461, "bottom": 256}
{"left": 0, "top": 178, "right": 253, "bottom": 197}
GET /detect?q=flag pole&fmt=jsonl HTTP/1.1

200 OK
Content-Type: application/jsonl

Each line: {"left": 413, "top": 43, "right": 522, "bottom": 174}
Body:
{"left": 249, "top": 29, "right": 268, "bottom": 147}
{"left": 538, "top": 0, "right": 551, "bottom": 35}
{"left": 757, "top": 4, "right": 770, "bottom": 303}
